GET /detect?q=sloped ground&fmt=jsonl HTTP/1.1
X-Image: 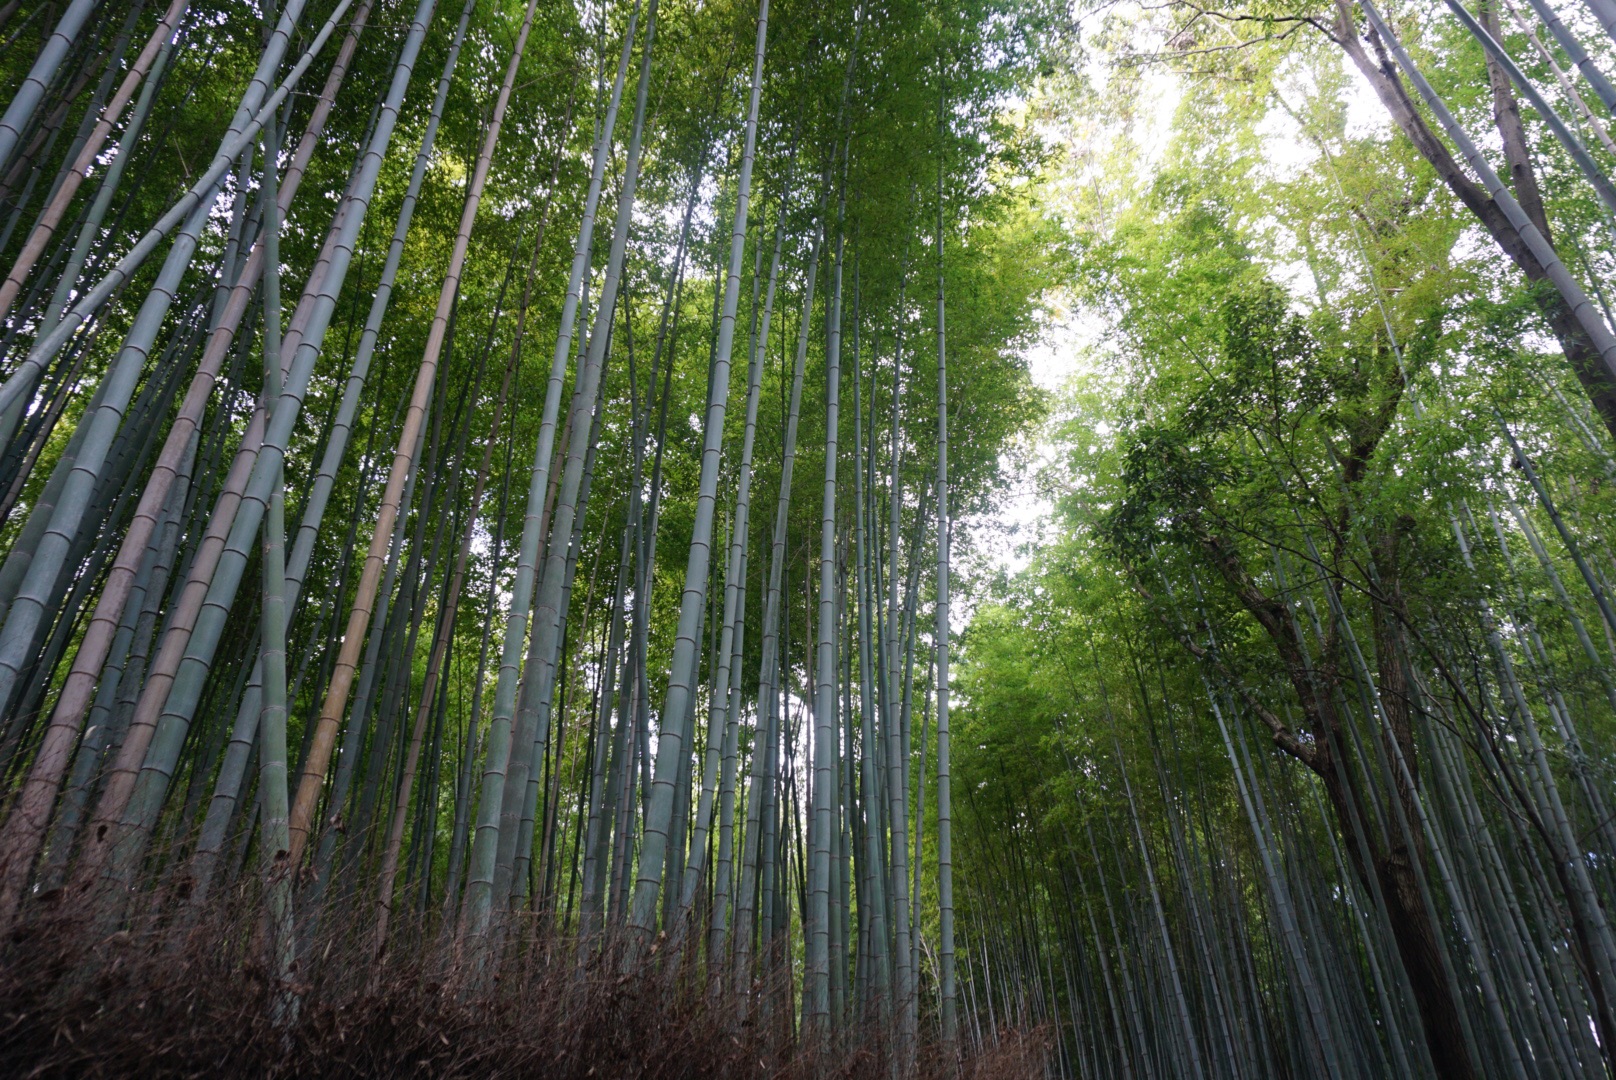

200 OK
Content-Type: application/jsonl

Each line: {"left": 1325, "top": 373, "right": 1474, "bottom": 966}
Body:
{"left": 0, "top": 901, "right": 1045, "bottom": 1078}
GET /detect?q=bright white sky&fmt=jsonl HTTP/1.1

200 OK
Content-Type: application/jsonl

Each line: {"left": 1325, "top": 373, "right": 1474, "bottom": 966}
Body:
{"left": 964, "top": 41, "right": 1397, "bottom": 583}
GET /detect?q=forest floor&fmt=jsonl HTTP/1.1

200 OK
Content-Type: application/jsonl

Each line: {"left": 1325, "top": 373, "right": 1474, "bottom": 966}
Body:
{"left": 0, "top": 902, "right": 1046, "bottom": 1078}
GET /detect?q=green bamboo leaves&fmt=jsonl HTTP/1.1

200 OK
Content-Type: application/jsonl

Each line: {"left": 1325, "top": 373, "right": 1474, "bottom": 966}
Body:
{"left": 0, "top": 0, "right": 1052, "bottom": 1058}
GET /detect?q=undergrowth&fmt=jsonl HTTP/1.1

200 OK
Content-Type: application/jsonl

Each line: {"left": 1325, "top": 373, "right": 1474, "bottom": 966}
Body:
{"left": 0, "top": 898, "right": 1046, "bottom": 1078}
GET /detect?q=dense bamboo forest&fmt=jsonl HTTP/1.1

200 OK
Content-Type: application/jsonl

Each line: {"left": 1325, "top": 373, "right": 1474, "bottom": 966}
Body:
{"left": 4, "top": 0, "right": 1616, "bottom": 1076}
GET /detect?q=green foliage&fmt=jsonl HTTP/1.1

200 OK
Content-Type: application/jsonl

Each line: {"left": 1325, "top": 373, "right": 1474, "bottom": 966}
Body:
{"left": 951, "top": 7, "right": 1616, "bottom": 1070}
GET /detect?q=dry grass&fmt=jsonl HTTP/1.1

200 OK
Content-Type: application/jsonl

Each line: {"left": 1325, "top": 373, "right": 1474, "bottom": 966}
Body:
{"left": 0, "top": 900, "right": 1046, "bottom": 1079}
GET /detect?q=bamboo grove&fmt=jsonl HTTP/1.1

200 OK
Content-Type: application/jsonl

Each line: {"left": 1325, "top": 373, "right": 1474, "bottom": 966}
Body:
{"left": 950, "top": 0, "right": 1616, "bottom": 1078}
{"left": 18, "top": 0, "right": 1616, "bottom": 1077}
{"left": 0, "top": 0, "right": 1054, "bottom": 1071}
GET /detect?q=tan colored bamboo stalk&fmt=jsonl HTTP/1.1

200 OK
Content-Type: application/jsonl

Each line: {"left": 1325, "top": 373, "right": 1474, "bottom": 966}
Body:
{"left": 372, "top": 276, "right": 527, "bottom": 959}
{"left": 0, "top": 0, "right": 192, "bottom": 323}
{"left": 287, "top": 0, "right": 543, "bottom": 869}
{"left": 0, "top": 0, "right": 378, "bottom": 926}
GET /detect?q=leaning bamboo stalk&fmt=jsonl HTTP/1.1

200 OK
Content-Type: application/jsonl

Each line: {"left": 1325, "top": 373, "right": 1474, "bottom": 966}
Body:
{"left": 442, "top": 155, "right": 561, "bottom": 920}
{"left": 1457, "top": 462, "right": 1616, "bottom": 1036}
{"left": 0, "top": 2, "right": 367, "bottom": 723}
{"left": 1497, "top": 482, "right": 1616, "bottom": 717}
{"left": 0, "top": 180, "right": 218, "bottom": 722}
{"left": 1503, "top": 0, "right": 1616, "bottom": 158}
{"left": 0, "top": 345, "right": 190, "bottom": 773}
{"left": 33, "top": 12, "right": 176, "bottom": 335}
{"left": 511, "top": 379, "right": 608, "bottom": 910}
{"left": 355, "top": 265, "right": 478, "bottom": 942}
{"left": 189, "top": 0, "right": 476, "bottom": 906}
{"left": 669, "top": 0, "right": 772, "bottom": 931}
{"left": 850, "top": 270, "right": 892, "bottom": 1022}
{"left": 0, "top": 355, "right": 109, "bottom": 635}
{"left": 0, "top": 0, "right": 100, "bottom": 179}
{"left": 314, "top": 418, "right": 429, "bottom": 903}
{"left": 1581, "top": 0, "right": 1616, "bottom": 49}
{"left": 585, "top": 127, "right": 701, "bottom": 931}
{"left": 66, "top": 399, "right": 267, "bottom": 894}
{"left": 578, "top": 272, "right": 649, "bottom": 936}
{"left": 39, "top": 432, "right": 192, "bottom": 889}
{"left": 0, "top": 0, "right": 192, "bottom": 323}
{"left": 67, "top": 0, "right": 441, "bottom": 897}
{"left": 0, "top": 0, "right": 347, "bottom": 416}
{"left": 712, "top": 183, "right": 793, "bottom": 967}
{"left": 335, "top": 280, "right": 454, "bottom": 908}
{"left": 37, "top": 3, "right": 145, "bottom": 227}
{"left": 0, "top": 4, "right": 122, "bottom": 213}
{"left": 1300, "top": 508, "right": 1529, "bottom": 1078}
{"left": 0, "top": 321, "right": 103, "bottom": 532}
{"left": 736, "top": 213, "right": 825, "bottom": 999}
{"left": 658, "top": 271, "right": 719, "bottom": 927}
{"left": 0, "top": 238, "right": 215, "bottom": 773}
{"left": 809, "top": 176, "right": 850, "bottom": 1030}
{"left": 70, "top": 221, "right": 349, "bottom": 883}
{"left": 0, "top": 0, "right": 401, "bottom": 915}
{"left": 380, "top": 273, "right": 508, "bottom": 932}
{"left": 1444, "top": 0, "right": 1616, "bottom": 222}
{"left": 1356, "top": 0, "right": 1616, "bottom": 392}
{"left": 933, "top": 102, "right": 958, "bottom": 1046}
{"left": 458, "top": 0, "right": 642, "bottom": 949}
{"left": 1520, "top": 0, "right": 1616, "bottom": 113}
{"left": 376, "top": 98, "right": 571, "bottom": 953}
{"left": 1499, "top": 416, "right": 1616, "bottom": 645}
{"left": 1172, "top": 596, "right": 1341, "bottom": 1071}
{"left": 371, "top": 359, "right": 511, "bottom": 955}
{"left": 254, "top": 126, "right": 295, "bottom": 1019}
{"left": 0, "top": 297, "right": 195, "bottom": 706}
{"left": 495, "top": 0, "right": 660, "bottom": 923}
{"left": 491, "top": 346, "right": 586, "bottom": 913}
{"left": 287, "top": 0, "right": 540, "bottom": 871}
